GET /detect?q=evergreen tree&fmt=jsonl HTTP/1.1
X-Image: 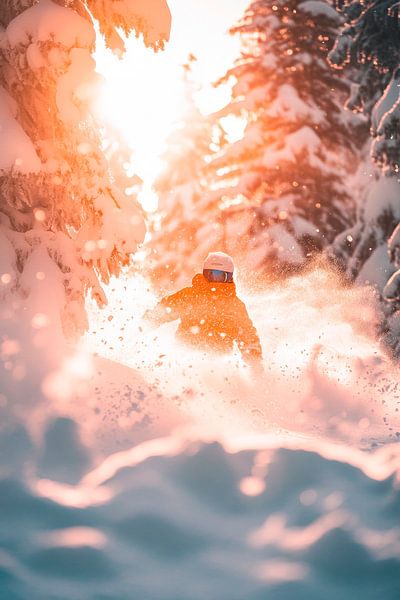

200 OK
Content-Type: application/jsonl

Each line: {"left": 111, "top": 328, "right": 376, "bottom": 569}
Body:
{"left": 0, "top": 0, "right": 171, "bottom": 347}
{"left": 328, "top": 0, "right": 400, "bottom": 340}
{"left": 204, "top": 0, "right": 367, "bottom": 278}
{"left": 329, "top": 0, "right": 400, "bottom": 171}
{"left": 147, "top": 59, "right": 223, "bottom": 291}
{"left": 330, "top": 170, "right": 399, "bottom": 287}
{"left": 382, "top": 221, "right": 400, "bottom": 355}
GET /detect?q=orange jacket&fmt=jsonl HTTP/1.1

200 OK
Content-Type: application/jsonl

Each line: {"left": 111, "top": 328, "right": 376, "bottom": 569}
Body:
{"left": 146, "top": 274, "right": 262, "bottom": 362}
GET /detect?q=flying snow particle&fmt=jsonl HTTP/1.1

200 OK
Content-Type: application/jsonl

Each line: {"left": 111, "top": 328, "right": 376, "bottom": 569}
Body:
{"left": 34, "top": 209, "right": 46, "bottom": 222}
{"left": 31, "top": 313, "right": 50, "bottom": 329}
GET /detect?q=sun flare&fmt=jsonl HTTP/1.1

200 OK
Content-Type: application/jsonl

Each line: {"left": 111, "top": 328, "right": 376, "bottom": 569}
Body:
{"left": 93, "top": 4, "right": 246, "bottom": 212}
{"left": 94, "top": 37, "right": 185, "bottom": 208}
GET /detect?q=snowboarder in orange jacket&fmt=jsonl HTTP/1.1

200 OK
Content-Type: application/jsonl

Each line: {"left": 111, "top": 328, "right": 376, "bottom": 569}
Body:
{"left": 144, "top": 252, "right": 263, "bottom": 367}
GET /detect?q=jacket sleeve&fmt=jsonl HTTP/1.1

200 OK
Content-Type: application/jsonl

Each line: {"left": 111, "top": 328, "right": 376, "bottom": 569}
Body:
{"left": 235, "top": 300, "right": 263, "bottom": 363}
{"left": 143, "top": 288, "right": 187, "bottom": 327}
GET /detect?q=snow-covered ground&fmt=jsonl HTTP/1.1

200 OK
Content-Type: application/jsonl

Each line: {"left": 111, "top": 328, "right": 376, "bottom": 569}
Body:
{"left": 1, "top": 269, "right": 400, "bottom": 599}
{"left": 81, "top": 269, "right": 400, "bottom": 450}
{"left": 1, "top": 435, "right": 400, "bottom": 600}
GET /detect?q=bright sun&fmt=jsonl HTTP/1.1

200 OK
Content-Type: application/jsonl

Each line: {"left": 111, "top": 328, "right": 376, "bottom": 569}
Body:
{"left": 93, "top": 0, "right": 248, "bottom": 212}
{"left": 94, "top": 36, "right": 185, "bottom": 211}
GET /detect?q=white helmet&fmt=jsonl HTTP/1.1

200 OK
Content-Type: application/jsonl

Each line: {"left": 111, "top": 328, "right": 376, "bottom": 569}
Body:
{"left": 203, "top": 252, "right": 234, "bottom": 273}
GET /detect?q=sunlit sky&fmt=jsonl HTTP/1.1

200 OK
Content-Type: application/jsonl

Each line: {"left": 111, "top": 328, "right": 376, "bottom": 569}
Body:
{"left": 95, "top": 0, "right": 249, "bottom": 209}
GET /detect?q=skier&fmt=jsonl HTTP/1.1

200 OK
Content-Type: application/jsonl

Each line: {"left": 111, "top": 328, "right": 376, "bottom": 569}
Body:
{"left": 144, "top": 252, "right": 263, "bottom": 370}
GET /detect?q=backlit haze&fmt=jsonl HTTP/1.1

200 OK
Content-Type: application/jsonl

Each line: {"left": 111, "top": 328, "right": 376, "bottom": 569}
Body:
{"left": 95, "top": 0, "right": 249, "bottom": 210}
{"left": 85, "top": 0, "right": 400, "bottom": 449}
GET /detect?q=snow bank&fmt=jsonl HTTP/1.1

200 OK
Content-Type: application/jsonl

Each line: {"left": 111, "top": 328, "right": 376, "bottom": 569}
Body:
{"left": 1, "top": 266, "right": 400, "bottom": 597}
{"left": 0, "top": 431, "right": 399, "bottom": 600}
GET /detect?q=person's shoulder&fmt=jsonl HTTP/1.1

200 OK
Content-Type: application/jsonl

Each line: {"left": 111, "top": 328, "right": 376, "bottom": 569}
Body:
{"left": 179, "top": 285, "right": 194, "bottom": 298}
{"left": 233, "top": 292, "right": 245, "bottom": 306}
{"left": 234, "top": 294, "right": 250, "bottom": 313}
{"left": 191, "top": 273, "right": 205, "bottom": 287}
{"left": 168, "top": 279, "right": 202, "bottom": 302}
{"left": 164, "top": 285, "right": 191, "bottom": 301}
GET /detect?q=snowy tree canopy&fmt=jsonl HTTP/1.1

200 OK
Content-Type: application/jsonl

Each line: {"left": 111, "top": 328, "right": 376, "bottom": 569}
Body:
{"left": 329, "top": 0, "right": 400, "bottom": 171}
{"left": 327, "top": 0, "right": 400, "bottom": 354}
{"left": 204, "top": 0, "right": 366, "bottom": 277}
{"left": 146, "top": 59, "right": 224, "bottom": 291}
{"left": 0, "top": 0, "right": 171, "bottom": 343}
{"left": 86, "top": 0, "right": 171, "bottom": 52}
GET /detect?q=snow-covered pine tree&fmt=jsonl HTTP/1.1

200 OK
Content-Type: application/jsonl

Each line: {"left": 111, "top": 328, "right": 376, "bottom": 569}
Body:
{"left": 329, "top": 0, "right": 400, "bottom": 134}
{"left": 328, "top": 0, "right": 400, "bottom": 324}
{"left": 0, "top": 0, "right": 171, "bottom": 401}
{"left": 147, "top": 59, "right": 223, "bottom": 292}
{"left": 382, "top": 221, "right": 400, "bottom": 354}
{"left": 201, "top": 0, "right": 367, "bottom": 278}
{"left": 0, "top": 0, "right": 170, "bottom": 362}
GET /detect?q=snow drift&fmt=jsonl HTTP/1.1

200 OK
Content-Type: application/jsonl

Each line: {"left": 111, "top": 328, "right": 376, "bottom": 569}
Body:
{"left": 1, "top": 267, "right": 400, "bottom": 599}
{"left": 0, "top": 432, "right": 400, "bottom": 600}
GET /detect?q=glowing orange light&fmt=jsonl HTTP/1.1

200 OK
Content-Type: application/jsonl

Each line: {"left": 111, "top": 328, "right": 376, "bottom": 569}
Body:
{"left": 93, "top": 7, "right": 247, "bottom": 211}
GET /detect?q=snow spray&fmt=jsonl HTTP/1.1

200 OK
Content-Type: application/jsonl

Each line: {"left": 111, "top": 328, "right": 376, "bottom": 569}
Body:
{"left": 81, "top": 268, "right": 400, "bottom": 453}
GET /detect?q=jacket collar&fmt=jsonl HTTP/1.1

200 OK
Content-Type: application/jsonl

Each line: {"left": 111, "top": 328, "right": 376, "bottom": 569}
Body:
{"left": 192, "top": 273, "right": 236, "bottom": 297}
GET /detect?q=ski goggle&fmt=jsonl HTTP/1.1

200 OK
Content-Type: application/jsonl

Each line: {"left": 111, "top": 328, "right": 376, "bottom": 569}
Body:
{"left": 203, "top": 269, "right": 234, "bottom": 283}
